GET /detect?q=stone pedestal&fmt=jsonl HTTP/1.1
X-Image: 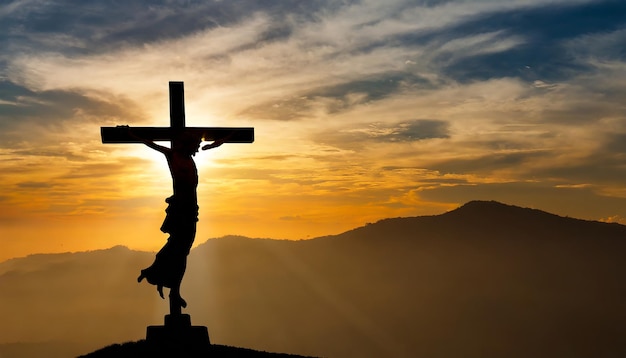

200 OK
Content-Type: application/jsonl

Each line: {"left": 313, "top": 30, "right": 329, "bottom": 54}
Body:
{"left": 146, "top": 314, "right": 210, "bottom": 356}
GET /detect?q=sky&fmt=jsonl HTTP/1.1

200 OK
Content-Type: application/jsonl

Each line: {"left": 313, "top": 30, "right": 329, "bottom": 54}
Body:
{"left": 1, "top": 0, "right": 626, "bottom": 261}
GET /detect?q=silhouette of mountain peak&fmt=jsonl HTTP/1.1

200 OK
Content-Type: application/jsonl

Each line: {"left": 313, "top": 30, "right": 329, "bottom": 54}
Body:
{"left": 457, "top": 200, "right": 514, "bottom": 211}
{"left": 329, "top": 200, "right": 626, "bottom": 246}
{"left": 443, "top": 200, "right": 559, "bottom": 222}
{"left": 452, "top": 200, "right": 535, "bottom": 214}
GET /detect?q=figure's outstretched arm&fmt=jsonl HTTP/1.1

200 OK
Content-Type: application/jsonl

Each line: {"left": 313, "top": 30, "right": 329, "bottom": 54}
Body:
{"left": 127, "top": 128, "right": 170, "bottom": 154}
{"left": 202, "top": 132, "right": 233, "bottom": 151}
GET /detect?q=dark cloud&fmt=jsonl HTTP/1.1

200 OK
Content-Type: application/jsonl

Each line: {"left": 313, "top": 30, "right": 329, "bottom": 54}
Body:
{"left": 2, "top": 0, "right": 622, "bottom": 83}
{"left": 0, "top": 79, "right": 33, "bottom": 100}
{"left": 381, "top": 167, "right": 470, "bottom": 184}
{"left": 16, "top": 181, "right": 55, "bottom": 189}
{"left": 529, "top": 152, "right": 626, "bottom": 187}
{"left": 10, "top": 149, "right": 91, "bottom": 162}
{"left": 256, "top": 21, "right": 295, "bottom": 44}
{"left": 428, "top": 150, "right": 549, "bottom": 175}
{"left": 0, "top": 80, "right": 142, "bottom": 123}
{"left": 380, "top": 120, "right": 450, "bottom": 142}
{"left": 239, "top": 95, "right": 312, "bottom": 121}
{"left": 279, "top": 215, "right": 302, "bottom": 221}
{"left": 315, "top": 119, "right": 449, "bottom": 150}
{"left": 368, "top": 1, "right": 625, "bottom": 85}
{"left": 0, "top": 0, "right": 345, "bottom": 56}
{"left": 540, "top": 102, "right": 626, "bottom": 125}
{"left": 424, "top": 130, "right": 626, "bottom": 187}
{"left": 309, "top": 72, "right": 433, "bottom": 104}
{"left": 604, "top": 133, "right": 626, "bottom": 154}
{"left": 240, "top": 73, "right": 433, "bottom": 120}
{"left": 0, "top": 80, "right": 147, "bottom": 149}
{"left": 434, "top": 0, "right": 626, "bottom": 82}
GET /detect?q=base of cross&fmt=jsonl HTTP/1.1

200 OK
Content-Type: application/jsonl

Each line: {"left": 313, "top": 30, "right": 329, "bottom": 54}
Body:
{"left": 146, "top": 314, "right": 210, "bottom": 356}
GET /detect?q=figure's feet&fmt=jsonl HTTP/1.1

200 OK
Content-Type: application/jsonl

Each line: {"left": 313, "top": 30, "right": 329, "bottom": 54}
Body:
{"left": 169, "top": 292, "right": 187, "bottom": 308}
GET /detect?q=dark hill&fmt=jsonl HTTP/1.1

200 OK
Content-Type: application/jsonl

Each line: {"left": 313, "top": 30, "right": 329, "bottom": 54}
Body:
{"left": 80, "top": 340, "right": 313, "bottom": 358}
{"left": 1, "top": 201, "right": 625, "bottom": 358}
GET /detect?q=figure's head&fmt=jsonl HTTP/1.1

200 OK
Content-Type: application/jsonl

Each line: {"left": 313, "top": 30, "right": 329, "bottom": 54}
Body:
{"left": 173, "top": 132, "right": 202, "bottom": 156}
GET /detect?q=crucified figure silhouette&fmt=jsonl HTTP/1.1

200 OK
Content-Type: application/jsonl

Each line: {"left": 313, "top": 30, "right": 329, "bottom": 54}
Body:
{"left": 101, "top": 82, "right": 253, "bottom": 319}
{"left": 134, "top": 130, "right": 227, "bottom": 314}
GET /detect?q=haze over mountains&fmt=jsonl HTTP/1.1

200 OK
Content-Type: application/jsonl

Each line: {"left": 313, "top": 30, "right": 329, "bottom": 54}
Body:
{"left": 1, "top": 201, "right": 625, "bottom": 358}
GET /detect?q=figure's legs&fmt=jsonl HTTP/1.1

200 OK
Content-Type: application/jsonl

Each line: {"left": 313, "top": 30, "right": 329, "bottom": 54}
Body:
{"left": 168, "top": 247, "right": 188, "bottom": 315}
{"left": 169, "top": 283, "right": 187, "bottom": 315}
{"left": 138, "top": 219, "right": 196, "bottom": 315}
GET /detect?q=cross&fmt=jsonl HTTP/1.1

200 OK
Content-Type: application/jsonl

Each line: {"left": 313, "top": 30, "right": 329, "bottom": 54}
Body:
{"left": 100, "top": 81, "right": 253, "bottom": 318}
{"left": 101, "top": 81, "right": 254, "bottom": 145}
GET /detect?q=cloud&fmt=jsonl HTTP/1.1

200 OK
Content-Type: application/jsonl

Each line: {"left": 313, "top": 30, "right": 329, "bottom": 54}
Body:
{"left": 3, "top": 0, "right": 596, "bottom": 90}
{"left": 2, "top": 0, "right": 626, "bottom": 250}
{"left": 433, "top": 0, "right": 626, "bottom": 82}
{"left": 279, "top": 215, "right": 302, "bottom": 221}
{"left": 0, "top": 80, "right": 149, "bottom": 152}
{"left": 0, "top": 1, "right": 320, "bottom": 55}
{"left": 313, "top": 119, "right": 450, "bottom": 150}
{"left": 16, "top": 181, "right": 55, "bottom": 189}
{"left": 239, "top": 72, "right": 434, "bottom": 120}
{"left": 427, "top": 150, "right": 549, "bottom": 176}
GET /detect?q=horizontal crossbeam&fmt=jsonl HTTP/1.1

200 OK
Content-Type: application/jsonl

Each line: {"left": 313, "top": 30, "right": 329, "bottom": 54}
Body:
{"left": 101, "top": 126, "right": 254, "bottom": 144}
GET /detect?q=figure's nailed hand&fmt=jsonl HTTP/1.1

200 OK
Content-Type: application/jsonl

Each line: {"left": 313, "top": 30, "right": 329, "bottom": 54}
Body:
{"left": 202, "top": 131, "right": 233, "bottom": 150}
{"left": 201, "top": 142, "right": 220, "bottom": 150}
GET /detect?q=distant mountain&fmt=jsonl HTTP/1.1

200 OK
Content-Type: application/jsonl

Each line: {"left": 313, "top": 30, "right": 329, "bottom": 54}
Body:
{"left": 0, "top": 246, "right": 158, "bottom": 358}
{"left": 323, "top": 200, "right": 626, "bottom": 243}
{"left": 1, "top": 201, "right": 625, "bottom": 358}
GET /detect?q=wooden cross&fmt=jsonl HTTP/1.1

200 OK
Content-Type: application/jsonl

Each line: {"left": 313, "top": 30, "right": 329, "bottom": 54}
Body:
{"left": 101, "top": 82, "right": 253, "bottom": 319}
{"left": 101, "top": 81, "right": 254, "bottom": 145}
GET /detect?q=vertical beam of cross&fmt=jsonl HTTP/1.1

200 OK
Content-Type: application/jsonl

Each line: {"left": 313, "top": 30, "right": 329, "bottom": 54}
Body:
{"left": 169, "top": 81, "right": 185, "bottom": 129}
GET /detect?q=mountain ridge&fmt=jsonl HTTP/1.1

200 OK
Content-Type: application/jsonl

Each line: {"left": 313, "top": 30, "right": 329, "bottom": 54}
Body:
{"left": 2, "top": 200, "right": 624, "bottom": 266}
{"left": 312, "top": 199, "right": 626, "bottom": 246}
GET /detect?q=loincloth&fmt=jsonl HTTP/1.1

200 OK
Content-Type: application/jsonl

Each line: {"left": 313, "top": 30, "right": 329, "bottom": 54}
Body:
{"left": 160, "top": 195, "right": 199, "bottom": 234}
